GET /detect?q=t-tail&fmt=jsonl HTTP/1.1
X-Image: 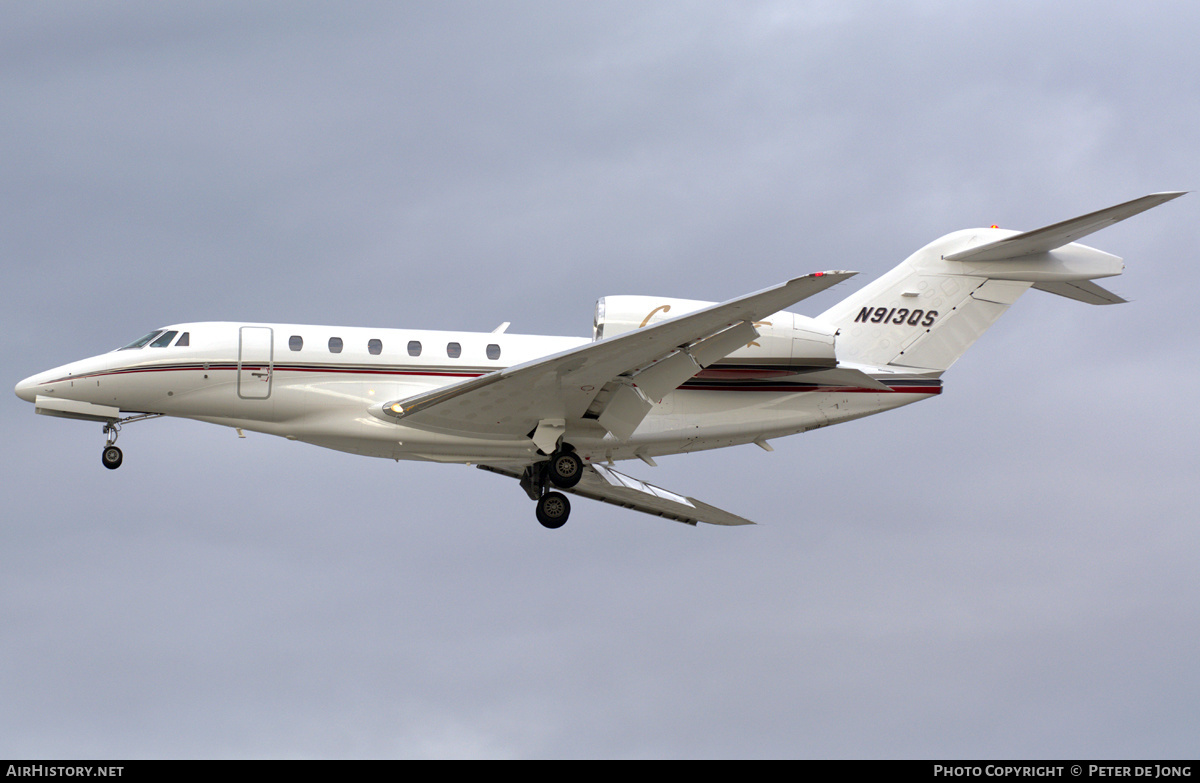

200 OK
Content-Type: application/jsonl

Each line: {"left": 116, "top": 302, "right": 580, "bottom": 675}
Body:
{"left": 817, "top": 192, "right": 1186, "bottom": 373}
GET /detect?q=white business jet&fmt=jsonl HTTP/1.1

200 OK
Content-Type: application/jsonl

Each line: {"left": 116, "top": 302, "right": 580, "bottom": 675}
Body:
{"left": 16, "top": 192, "right": 1185, "bottom": 528}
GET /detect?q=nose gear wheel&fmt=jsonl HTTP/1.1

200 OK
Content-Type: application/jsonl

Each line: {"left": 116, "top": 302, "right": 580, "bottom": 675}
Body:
{"left": 101, "top": 445, "right": 123, "bottom": 470}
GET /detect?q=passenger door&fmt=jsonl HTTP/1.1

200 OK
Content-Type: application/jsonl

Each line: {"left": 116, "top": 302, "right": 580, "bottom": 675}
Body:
{"left": 237, "top": 326, "right": 273, "bottom": 399}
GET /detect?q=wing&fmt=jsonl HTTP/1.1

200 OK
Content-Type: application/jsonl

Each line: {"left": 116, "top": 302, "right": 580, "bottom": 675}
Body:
{"left": 478, "top": 463, "right": 754, "bottom": 526}
{"left": 373, "top": 271, "right": 855, "bottom": 445}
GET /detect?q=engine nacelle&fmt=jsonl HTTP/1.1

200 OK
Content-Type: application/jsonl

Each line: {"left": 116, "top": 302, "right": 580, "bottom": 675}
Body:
{"left": 593, "top": 295, "right": 837, "bottom": 373}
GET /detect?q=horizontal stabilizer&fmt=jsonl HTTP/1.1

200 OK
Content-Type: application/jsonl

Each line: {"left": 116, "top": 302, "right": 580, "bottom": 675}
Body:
{"left": 944, "top": 191, "right": 1186, "bottom": 263}
{"left": 1032, "top": 279, "right": 1127, "bottom": 305}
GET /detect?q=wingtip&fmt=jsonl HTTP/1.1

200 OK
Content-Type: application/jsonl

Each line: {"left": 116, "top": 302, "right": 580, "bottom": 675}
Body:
{"left": 782, "top": 270, "right": 857, "bottom": 288}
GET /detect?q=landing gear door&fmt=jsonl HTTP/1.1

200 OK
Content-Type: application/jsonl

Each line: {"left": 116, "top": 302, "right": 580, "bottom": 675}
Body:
{"left": 238, "top": 326, "right": 273, "bottom": 399}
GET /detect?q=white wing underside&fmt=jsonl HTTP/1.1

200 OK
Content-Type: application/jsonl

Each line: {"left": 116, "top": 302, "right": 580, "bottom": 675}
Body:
{"left": 478, "top": 463, "right": 754, "bottom": 526}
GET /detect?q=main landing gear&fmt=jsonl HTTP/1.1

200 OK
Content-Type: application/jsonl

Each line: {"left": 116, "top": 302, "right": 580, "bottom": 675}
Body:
{"left": 536, "top": 491, "right": 571, "bottom": 529}
{"left": 547, "top": 448, "right": 583, "bottom": 489}
{"left": 522, "top": 445, "right": 584, "bottom": 529}
{"left": 98, "top": 413, "right": 162, "bottom": 470}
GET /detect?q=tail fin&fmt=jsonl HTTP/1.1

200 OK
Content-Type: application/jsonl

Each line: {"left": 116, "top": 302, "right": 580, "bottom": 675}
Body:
{"left": 818, "top": 192, "right": 1185, "bottom": 373}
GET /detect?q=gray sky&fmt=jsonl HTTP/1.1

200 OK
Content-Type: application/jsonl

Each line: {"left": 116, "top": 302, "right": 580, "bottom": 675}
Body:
{"left": 3, "top": 1, "right": 1198, "bottom": 759}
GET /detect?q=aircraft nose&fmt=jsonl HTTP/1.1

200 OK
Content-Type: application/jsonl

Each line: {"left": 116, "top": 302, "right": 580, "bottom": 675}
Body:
{"left": 15, "top": 366, "right": 62, "bottom": 403}
{"left": 15, "top": 373, "right": 41, "bottom": 403}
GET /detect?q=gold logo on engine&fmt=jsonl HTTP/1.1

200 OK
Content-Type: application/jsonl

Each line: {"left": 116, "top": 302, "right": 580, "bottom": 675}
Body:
{"left": 638, "top": 305, "right": 672, "bottom": 328}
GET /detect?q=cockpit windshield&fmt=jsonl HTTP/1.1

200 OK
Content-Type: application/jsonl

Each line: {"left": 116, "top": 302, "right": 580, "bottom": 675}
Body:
{"left": 119, "top": 331, "right": 165, "bottom": 350}
{"left": 118, "top": 330, "right": 188, "bottom": 350}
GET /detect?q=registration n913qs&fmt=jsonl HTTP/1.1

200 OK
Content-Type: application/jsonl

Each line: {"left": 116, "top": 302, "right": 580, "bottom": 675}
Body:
{"left": 16, "top": 192, "right": 1185, "bottom": 529}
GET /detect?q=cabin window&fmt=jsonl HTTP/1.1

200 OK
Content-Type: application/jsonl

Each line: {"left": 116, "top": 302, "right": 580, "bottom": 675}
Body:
{"left": 176, "top": 332, "right": 190, "bottom": 347}
{"left": 120, "top": 331, "right": 164, "bottom": 350}
{"left": 368, "top": 338, "right": 382, "bottom": 356}
{"left": 289, "top": 335, "right": 303, "bottom": 351}
{"left": 446, "top": 342, "right": 461, "bottom": 359}
{"left": 487, "top": 343, "right": 501, "bottom": 360}
{"left": 150, "top": 331, "right": 178, "bottom": 348}
{"left": 328, "top": 337, "right": 343, "bottom": 354}
{"left": 408, "top": 341, "right": 422, "bottom": 357}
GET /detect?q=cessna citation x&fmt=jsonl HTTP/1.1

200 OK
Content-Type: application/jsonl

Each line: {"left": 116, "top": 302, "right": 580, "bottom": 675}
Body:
{"left": 16, "top": 192, "right": 1185, "bottom": 528}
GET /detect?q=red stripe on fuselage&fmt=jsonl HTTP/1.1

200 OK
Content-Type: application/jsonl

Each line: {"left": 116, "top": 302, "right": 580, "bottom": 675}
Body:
{"left": 41, "top": 363, "right": 941, "bottom": 395}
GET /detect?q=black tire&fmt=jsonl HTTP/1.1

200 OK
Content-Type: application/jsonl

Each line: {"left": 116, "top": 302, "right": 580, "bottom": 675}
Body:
{"left": 101, "top": 445, "right": 123, "bottom": 470}
{"left": 547, "top": 450, "right": 583, "bottom": 489}
{"left": 536, "top": 491, "right": 570, "bottom": 529}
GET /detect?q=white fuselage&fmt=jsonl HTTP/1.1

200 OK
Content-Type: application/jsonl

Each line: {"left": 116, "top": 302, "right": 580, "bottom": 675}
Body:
{"left": 15, "top": 193, "right": 1179, "bottom": 528}
{"left": 16, "top": 320, "right": 939, "bottom": 466}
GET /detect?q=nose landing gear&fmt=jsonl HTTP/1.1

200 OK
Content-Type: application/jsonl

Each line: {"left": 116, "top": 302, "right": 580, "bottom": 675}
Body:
{"left": 98, "top": 413, "right": 162, "bottom": 470}
{"left": 101, "top": 421, "right": 123, "bottom": 470}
